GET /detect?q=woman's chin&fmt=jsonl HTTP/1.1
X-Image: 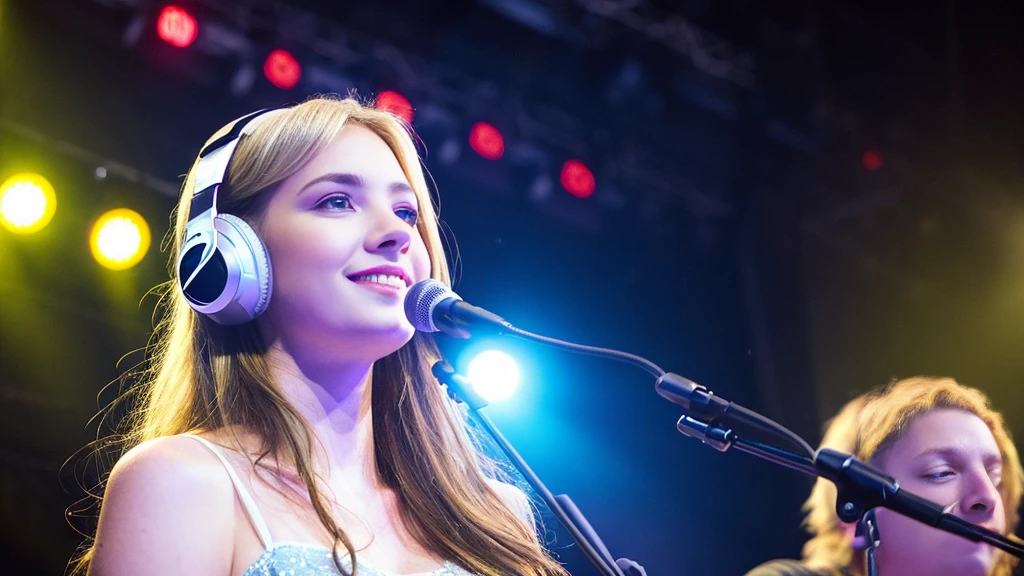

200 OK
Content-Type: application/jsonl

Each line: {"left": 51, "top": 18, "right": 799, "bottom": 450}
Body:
{"left": 277, "top": 318, "right": 417, "bottom": 362}
{"left": 363, "top": 323, "right": 418, "bottom": 358}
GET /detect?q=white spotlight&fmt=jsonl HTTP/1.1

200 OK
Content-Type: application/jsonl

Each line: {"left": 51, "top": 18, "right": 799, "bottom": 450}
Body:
{"left": 467, "top": 350, "right": 520, "bottom": 402}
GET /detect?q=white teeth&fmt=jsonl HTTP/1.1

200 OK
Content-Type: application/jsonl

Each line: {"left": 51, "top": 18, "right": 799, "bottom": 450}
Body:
{"left": 354, "top": 274, "right": 404, "bottom": 287}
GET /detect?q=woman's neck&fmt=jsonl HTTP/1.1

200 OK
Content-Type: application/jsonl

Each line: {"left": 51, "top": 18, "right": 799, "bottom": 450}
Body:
{"left": 264, "top": 344, "right": 381, "bottom": 492}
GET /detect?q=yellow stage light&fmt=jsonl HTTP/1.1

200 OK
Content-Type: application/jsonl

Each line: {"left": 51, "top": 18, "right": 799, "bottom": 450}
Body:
{"left": 0, "top": 173, "right": 57, "bottom": 234}
{"left": 90, "top": 208, "right": 151, "bottom": 270}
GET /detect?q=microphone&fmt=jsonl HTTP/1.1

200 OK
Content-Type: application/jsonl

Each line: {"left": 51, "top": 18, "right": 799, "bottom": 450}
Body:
{"left": 404, "top": 279, "right": 512, "bottom": 338}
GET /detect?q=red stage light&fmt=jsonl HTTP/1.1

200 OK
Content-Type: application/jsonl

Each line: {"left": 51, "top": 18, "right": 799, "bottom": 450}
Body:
{"left": 862, "top": 147, "right": 883, "bottom": 171}
{"left": 156, "top": 5, "right": 198, "bottom": 48}
{"left": 376, "top": 90, "right": 414, "bottom": 124}
{"left": 264, "top": 49, "right": 301, "bottom": 90}
{"left": 560, "top": 160, "right": 596, "bottom": 198}
{"left": 469, "top": 122, "right": 504, "bottom": 160}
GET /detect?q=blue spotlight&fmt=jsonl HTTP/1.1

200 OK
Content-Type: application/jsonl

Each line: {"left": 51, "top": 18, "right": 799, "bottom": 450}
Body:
{"left": 467, "top": 350, "right": 520, "bottom": 402}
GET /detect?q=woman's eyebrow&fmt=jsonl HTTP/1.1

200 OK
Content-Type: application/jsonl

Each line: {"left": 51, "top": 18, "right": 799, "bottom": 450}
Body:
{"left": 389, "top": 181, "right": 414, "bottom": 195}
{"left": 299, "top": 173, "right": 414, "bottom": 196}
{"left": 299, "top": 172, "right": 365, "bottom": 193}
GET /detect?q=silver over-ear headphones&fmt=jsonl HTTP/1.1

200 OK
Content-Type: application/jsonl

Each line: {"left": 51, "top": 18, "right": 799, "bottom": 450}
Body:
{"left": 176, "top": 108, "right": 282, "bottom": 325}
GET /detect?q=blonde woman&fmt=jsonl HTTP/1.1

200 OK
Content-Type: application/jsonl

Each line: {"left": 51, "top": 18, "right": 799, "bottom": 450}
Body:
{"left": 76, "top": 96, "right": 569, "bottom": 576}
{"left": 747, "top": 377, "right": 1023, "bottom": 576}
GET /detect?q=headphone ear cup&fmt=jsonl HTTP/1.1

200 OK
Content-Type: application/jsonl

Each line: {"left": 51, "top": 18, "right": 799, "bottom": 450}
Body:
{"left": 215, "top": 213, "right": 273, "bottom": 321}
{"left": 178, "top": 219, "right": 228, "bottom": 308}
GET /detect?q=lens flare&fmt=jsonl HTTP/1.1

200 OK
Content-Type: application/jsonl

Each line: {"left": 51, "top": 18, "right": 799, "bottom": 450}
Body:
{"left": 90, "top": 208, "right": 151, "bottom": 270}
{"left": 0, "top": 173, "right": 57, "bottom": 234}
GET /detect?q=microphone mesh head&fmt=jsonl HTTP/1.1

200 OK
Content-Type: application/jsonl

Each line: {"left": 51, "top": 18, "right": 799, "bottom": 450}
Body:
{"left": 404, "top": 279, "right": 458, "bottom": 332}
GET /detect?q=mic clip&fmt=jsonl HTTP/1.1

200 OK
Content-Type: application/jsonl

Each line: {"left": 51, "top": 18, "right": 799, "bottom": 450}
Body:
{"left": 855, "top": 510, "right": 881, "bottom": 576}
{"left": 854, "top": 509, "right": 881, "bottom": 551}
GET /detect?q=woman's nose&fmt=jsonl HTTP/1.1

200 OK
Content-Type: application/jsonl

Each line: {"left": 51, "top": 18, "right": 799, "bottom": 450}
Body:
{"left": 365, "top": 206, "right": 412, "bottom": 255}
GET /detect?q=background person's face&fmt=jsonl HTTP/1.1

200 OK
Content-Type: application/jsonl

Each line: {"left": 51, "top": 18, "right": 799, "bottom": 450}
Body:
{"left": 872, "top": 408, "right": 1005, "bottom": 576}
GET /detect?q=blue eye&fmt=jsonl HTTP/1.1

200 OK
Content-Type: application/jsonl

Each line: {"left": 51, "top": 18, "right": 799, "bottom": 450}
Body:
{"left": 317, "top": 195, "right": 352, "bottom": 211}
{"left": 396, "top": 207, "right": 418, "bottom": 225}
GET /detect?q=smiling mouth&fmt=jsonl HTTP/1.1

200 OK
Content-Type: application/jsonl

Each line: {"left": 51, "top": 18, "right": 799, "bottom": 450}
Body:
{"left": 348, "top": 274, "right": 407, "bottom": 288}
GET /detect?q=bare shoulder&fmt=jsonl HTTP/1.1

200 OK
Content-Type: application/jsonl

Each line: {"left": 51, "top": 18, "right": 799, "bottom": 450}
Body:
{"left": 89, "top": 435, "right": 236, "bottom": 576}
{"left": 486, "top": 477, "right": 536, "bottom": 528}
{"left": 106, "top": 434, "right": 236, "bottom": 495}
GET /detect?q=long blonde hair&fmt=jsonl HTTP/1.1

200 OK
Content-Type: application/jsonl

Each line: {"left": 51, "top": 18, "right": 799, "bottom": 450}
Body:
{"left": 801, "top": 377, "right": 1023, "bottom": 576}
{"left": 72, "top": 96, "right": 567, "bottom": 576}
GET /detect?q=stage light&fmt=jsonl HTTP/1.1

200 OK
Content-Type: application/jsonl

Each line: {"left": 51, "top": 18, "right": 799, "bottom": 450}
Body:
{"left": 560, "top": 159, "right": 596, "bottom": 198}
{"left": 862, "top": 147, "right": 883, "bottom": 171}
{"left": 89, "top": 209, "right": 151, "bottom": 270}
{"left": 0, "top": 173, "right": 56, "bottom": 234}
{"left": 156, "top": 5, "right": 198, "bottom": 48}
{"left": 264, "top": 49, "right": 301, "bottom": 90}
{"left": 469, "top": 122, "right": 504, "bottom": 160}
{"left": 376, "top": 90, "right": 414, "bottom": 124}
{"left": 467, "top": 350, "right": 520, "bottom": 402}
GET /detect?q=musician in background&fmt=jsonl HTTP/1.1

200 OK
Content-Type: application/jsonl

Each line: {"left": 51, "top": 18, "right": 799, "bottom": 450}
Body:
{"left": 747, "top": 377, "right": 1023, "bottom": 576}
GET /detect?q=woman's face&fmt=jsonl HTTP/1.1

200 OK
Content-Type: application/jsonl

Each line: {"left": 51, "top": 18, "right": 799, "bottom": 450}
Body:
{"left": 872, "top": 408, "right": 1005, "bottom": 576}
{"left": 255, "top": 123, "right": 431, "bottom": 365}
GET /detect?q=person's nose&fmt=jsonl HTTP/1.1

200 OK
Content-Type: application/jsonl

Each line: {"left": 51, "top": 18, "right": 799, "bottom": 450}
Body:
{"left": 364, "top": 203, "right": 412, "bottom": 256}
{"left": 957, "top": 467, "right": 1001, "bottom": 527}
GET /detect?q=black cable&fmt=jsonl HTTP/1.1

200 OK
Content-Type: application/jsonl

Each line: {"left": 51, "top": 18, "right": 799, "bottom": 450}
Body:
{"left": 730, "top": 437, "right": 817, "bottom": 476}
{"left": 503, "top": 326, "right": 816, "bottom": 460}
{"left": 506, "top": 325, "right": 665, "bottom": 378}
{"left": 725, "top": 403, "right": 816, "bottom": 458}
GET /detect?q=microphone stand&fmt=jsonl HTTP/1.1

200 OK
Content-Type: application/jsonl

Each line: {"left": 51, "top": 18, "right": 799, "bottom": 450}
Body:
{"left": 673, "top": 408, "right": 1024, "bottom": 560}
{"left": 431, "top": 361, "right": 629, "bottom": 576}
{"left": 415, "top": 289, "right": 1023, "bottom": 561}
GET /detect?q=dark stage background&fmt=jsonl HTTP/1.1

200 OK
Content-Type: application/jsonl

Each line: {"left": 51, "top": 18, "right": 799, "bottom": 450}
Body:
{"left": 2, "top": 0, "right": 1024, "bottom": 574}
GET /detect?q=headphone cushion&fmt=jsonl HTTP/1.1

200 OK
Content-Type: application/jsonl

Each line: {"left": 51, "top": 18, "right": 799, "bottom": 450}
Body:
{"left": 216, "top": 213, "right": 273, "bottom": 318}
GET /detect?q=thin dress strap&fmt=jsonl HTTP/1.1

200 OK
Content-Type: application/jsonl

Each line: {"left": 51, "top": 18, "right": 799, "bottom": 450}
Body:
{"left": 183, "top": 434, "right": 275, "bottom": 549}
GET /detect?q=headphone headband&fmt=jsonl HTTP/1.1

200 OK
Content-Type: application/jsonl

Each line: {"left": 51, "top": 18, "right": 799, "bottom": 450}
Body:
{"left": 190, "top": 108, "right": 283, "bottom": 217}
